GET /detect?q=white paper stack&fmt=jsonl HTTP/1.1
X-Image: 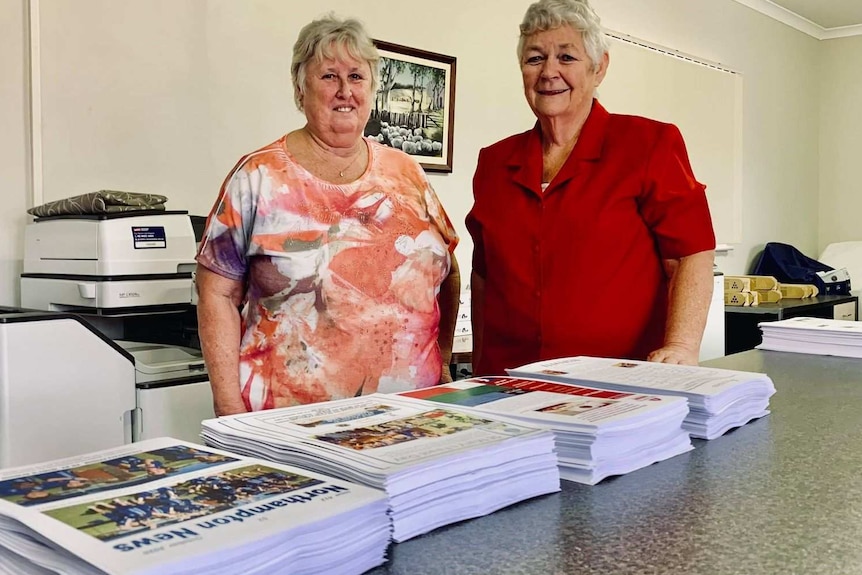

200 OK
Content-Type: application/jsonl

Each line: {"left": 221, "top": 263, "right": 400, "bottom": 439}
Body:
{"left": 508, "top": 356, "right": 776, "bottom": 440}
{"left": 0, "top": 437, "right": 390, "bottom": 575}
{"left": 758, "top": 316, "right": 862, "bottom": 358}
{"left": 397, "top": 376, "right": 692, "bottom": 485}
{"left": 201, "top": 394, "right": 560, "bottom": 542}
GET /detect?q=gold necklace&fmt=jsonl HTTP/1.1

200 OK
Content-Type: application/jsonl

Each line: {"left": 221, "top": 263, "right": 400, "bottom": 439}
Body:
{"left": 336, "top": 147, "right": 363, "bottom": 178}
{"left": 305, "top": 131, "right": 364, "bottom": 179}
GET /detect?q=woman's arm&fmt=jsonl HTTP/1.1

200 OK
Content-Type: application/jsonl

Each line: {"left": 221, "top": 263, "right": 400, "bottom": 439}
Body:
{"left": 647, "top": 249, "right": 715, "bottom": 365}
{"left": 437, "top": 253, "right": 461, "bottom": 383}
{"left": 196, "top": 265, "right": 248, "bottom": 415}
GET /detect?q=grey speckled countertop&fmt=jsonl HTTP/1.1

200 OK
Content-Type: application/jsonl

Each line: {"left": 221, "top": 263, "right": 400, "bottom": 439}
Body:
{"left": 367, "top": 350, "right": 862, "bottom": 575}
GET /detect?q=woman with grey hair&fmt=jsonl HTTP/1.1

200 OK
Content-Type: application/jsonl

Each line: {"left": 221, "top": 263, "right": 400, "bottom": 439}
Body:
{"left": 467, "top": 0, "right": 715, "bottom": 375}
{"left": 196, "top": 14, "right": 460, "bottom": 414}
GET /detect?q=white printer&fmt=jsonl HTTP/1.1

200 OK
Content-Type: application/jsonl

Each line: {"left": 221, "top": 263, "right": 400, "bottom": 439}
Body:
{"left": 7, "top": 211, "right": 215, "bottom": 468}
{"left": 21, "top": 211, "right": 198, "bottom": 311}
{"left": 0, "top": 308, "right": 135, "bottom": 468}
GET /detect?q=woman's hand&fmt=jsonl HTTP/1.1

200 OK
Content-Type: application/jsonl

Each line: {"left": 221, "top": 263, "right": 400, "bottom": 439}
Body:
{"left": 657, "top": 250, "right": 715, "bottom": 366}
{"left": 440, "top": 362, "right": 454, "bottom": 384}
{"left": 215, "top": 402, "right": 250, "bottom": 417}
{"left": 436, "top": 253, "right": 461, "bottom": 384}
{"left": 647, "top": 343, "right": 700, "bottom": 365}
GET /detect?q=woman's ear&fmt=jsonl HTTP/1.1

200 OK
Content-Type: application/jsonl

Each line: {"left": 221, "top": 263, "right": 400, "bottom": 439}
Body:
{"left": 594, "top": 52, "right": 610, "bottom": 87}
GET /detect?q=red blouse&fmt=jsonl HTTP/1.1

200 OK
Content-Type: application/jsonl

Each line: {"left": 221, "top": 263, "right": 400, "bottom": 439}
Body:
{"left": 467, "top": 100, "right": 715, "bottom": 376}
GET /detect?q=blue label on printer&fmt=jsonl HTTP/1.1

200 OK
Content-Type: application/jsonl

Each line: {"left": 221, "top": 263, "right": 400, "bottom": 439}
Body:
{"left": 132, "top": 226, "right": 167, "bottom": 249}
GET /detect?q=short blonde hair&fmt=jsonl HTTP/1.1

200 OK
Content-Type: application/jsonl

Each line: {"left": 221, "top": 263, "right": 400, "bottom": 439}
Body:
{"left": 291, "top": 14, "right": 380, "bottom": 111}
{"left": 518, "top": 0, "right": 609, "bottom": 70}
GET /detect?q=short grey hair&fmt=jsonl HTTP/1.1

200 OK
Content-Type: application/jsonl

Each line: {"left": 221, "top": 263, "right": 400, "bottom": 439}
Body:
{"left": 291, "top": 14, "right": 380, "bottom": 111}
{"left": 518, "top": 0, "right": 609, "bottom": 69}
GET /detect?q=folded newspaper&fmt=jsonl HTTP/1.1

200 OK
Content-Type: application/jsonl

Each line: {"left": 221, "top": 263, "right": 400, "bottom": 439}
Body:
{"left": 0, "top": 438, "right": 390, "bottom": 575}
{"left": 508, "top": 356, "right": 776, "bottom": 440}
{"left": 201, "top": 393, "right": 560, "bottom": 542}
{"left": 397, "top": 376, "right": 692, "bottom": 485}
{"left": 758, "top": 316, "right": 862, "bottom": 358}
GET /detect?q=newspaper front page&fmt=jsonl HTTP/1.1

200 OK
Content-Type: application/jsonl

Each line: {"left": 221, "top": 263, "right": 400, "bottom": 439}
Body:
{"left": 509, "top": 356, "right": 775, "bottom": 399}
{"left": 399, "top": 376, "right": 688, "bottom": 433}
{"left": 0, "top": 438, "right": 388, "bottom": 575}
{"left": 202, "top": 394, "right": 548, "bottom": 474}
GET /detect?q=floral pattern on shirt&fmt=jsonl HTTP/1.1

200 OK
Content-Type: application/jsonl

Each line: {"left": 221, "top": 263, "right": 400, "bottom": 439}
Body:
{"left": 197, "top": 136, "right": 458, "bottom": 410}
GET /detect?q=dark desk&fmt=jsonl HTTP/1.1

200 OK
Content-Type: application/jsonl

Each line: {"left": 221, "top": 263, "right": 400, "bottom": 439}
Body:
{"left": 368, "top": 350, "right": 862, "bottom": 575}
{"left": 725, "top": 294, "right": 857, "bottom": 354}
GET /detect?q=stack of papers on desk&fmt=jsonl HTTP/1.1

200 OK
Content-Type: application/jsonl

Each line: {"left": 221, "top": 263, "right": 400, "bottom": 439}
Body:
{"left": 201, "top": 394, "right": 559, "bottom": 542}
{"left": 0, "top": 437, "right": 389, "bottom": 575}
{"left": 508, "top": 357, "right": 776, "bottom": 440}
{"left": 397, "top": 376, "right": 692, "bottom": 485}
{"left": 758, "top": 316, "right": 862, "bottom": 358}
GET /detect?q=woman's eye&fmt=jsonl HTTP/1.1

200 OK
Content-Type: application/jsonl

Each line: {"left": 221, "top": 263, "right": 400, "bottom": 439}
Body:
{"left": 321, "top": 73, "right": 335, "bottom": 80}
{"left": 525, "top": 55, "right": 544, "bottom": 65}
{"left": 349, "top": 73, "right": 364, "bottom": 81}
{"left": 560, "top": 54, "right": 577, "bottom": 62}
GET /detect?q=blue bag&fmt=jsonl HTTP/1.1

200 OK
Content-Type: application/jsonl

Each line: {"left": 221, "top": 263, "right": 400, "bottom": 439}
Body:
{"left": 750, "top": 242, "right": 851, "bottom": 295}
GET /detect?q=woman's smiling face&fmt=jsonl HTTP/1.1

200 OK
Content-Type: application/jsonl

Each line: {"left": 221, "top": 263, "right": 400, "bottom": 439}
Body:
{"left": 301, "top": 48, "right": 374, "bottom": 147}
{"left": 520, "top": 25, "right": 607, "bottom": 125}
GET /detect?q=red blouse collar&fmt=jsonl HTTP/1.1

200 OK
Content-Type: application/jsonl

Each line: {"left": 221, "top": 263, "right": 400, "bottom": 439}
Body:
{"left": 506, "top": 98, "right": 609, "bottom": 194}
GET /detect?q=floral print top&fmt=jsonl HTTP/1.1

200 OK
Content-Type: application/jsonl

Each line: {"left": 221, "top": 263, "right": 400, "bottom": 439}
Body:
{"left": 197, "top": 136, "right": 458, "bottom": 410}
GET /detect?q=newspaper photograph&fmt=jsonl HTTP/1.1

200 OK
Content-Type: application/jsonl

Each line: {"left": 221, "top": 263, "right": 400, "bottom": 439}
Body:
{"left": 399, "top": 377, "right": 687, "bottom": 430}
{"left": 203, "top": 394, "right": 545, "bottom": 470}
{"left": 0, "top": 438, "right": 388, "bottom": 575}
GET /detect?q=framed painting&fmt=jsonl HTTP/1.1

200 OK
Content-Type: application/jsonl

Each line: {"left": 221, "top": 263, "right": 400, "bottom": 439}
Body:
{"left": 364, "top": 40, "right": 456, "bottom": 173}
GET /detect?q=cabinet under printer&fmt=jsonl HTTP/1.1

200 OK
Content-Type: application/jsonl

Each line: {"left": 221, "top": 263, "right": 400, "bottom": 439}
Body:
{"left": 7, "top": 211, "right": 215, "bottom": 467}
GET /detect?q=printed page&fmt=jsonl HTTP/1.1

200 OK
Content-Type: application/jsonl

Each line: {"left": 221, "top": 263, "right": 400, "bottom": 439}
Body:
{"left": 509, "top": 356, "right": 771, "bottom": 396}
{"left": 0, "top": 438, "right": 386, "bottom": 575}
{"left": 761, "top": 317, "right": 862, "bottom": 333}
{"left": 399, "top": 377, "right": 686, "bottom": 430}
{"left": 203, "top": 395, "right": 544, "bottom": 473}
{"left": 759, "top": 317, "right": 862, "bottom": 356}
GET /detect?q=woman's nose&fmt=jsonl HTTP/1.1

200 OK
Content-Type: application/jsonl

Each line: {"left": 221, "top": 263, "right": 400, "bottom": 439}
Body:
{"left": 540, "top": 59, "right": 559, "bottom": 79}
{"left": 337, "top": 79, "right": 352, "bottom": 98}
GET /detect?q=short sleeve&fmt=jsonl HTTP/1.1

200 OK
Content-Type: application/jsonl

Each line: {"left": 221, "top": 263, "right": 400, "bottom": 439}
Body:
{"left": 195, "top": 159, "right": 258, "bottom": 281}
{"left": 639, "top": 124, "right": 716, "bottom": 260}
{"left": 421, "top": 173, "right": 459, "bottom": 253}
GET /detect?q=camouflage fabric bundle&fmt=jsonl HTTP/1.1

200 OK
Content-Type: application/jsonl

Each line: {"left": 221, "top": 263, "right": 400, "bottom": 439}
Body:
{"left": 27, "top": 190, "right": 168, "bottom": 217}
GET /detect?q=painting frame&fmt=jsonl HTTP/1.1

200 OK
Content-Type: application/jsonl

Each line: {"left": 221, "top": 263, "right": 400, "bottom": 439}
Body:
{"left": 365, "top": 40, "right": 456, "bottom": 173}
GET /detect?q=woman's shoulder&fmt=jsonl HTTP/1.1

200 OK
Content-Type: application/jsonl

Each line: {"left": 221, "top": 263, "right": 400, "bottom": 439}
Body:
{"left": 233, "top": 135, "right": 290, "bottom": 173}
{"left": 481, "top": 129, "right": 533, "bottom": 156}
{"left": 368, "top": 138, "right": 425, "bottom": 175}
{"left": 606, "top": 112, "right": 678, "bottom": 139}
{"left": 602, "top": 113, "right": 689, "bottom": 163}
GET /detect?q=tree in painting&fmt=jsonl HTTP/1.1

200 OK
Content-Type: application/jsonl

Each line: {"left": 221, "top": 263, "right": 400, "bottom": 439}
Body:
{"left": 365, "top": 56, "right": 445, "bottom": 158}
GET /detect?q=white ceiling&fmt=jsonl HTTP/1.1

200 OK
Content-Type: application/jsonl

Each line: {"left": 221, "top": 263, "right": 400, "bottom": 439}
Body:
{"left": 733, "top": 0, "right": 862, "bottom": 39}
{"left": 771, "top": 0, "right": 862, "bottom": 28}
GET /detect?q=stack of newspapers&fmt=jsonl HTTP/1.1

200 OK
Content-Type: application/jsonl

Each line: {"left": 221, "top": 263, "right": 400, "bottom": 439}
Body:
{"left": 201, "top": 394, "right": 560, "bottom": 542}
{"left": 758, "top": 316, "right": 862, "bottom": 358}
{"left": 0, "top": 438, "right": 390, "bottom": 575}
{"left": 508, "top": 357, "right": 776, "bottom": 440}
{"left": 397, "top": 376, "right": 692, "bottom": 485}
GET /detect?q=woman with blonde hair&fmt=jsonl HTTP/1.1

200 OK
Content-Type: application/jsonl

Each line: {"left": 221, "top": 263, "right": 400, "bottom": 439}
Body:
{"left": 197, "top": 14, "right": 459, "bottom": 414}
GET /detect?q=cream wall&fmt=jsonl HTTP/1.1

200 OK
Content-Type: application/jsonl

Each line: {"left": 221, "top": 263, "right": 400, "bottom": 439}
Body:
{"left": 202, "top": 0, "right": 537, "bottom": 282}
{"left": 0, "top": 0, "right": 845, "bottom": 307}
{"left": 37, "top": 0, "right": 212, "bottom": 212}
{"left": 0, "top": 0, "right": 29, "bottom": 307}
{"left": 819, "top": 35, "right": 862, "bottom": 252}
